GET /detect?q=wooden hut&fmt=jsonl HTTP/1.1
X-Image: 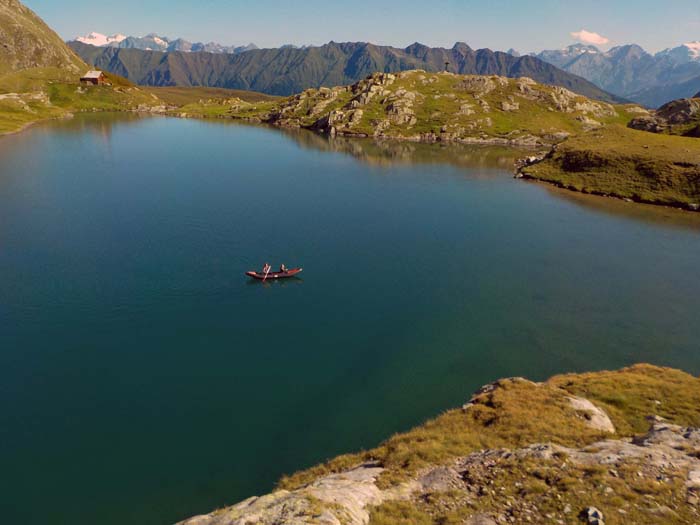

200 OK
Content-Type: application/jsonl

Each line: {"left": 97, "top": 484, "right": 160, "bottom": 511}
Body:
{"left": 80, "top": 70, "right": 106, "bottom": 85}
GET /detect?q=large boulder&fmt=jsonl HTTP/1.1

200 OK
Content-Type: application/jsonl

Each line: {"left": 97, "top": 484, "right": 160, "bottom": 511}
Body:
{"left": 656, "top": 97, "right": 700, "bottom": 124}
{"left": 567, "top": 396, "right": 615, "bottom": 433}
{"left": 627, "top": 115, "right": 669, "bottom": 133}
{"left": 628, "top": 97, "right": 700, "bottom": 136}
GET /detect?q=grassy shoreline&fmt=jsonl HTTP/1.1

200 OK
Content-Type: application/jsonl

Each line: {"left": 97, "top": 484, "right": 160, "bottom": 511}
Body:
{"left": 520, "top": 125, "right": 700, "bottom": 212}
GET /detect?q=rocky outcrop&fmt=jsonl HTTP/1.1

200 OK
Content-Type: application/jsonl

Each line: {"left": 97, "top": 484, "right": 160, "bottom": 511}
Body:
{"left": 178, "top": 464, "right": 399, "bottom": 525}
{"left": 567, "top": 396, "right": 616, "bottom": 433}
{"left": 514, "top": 152, "right": 551, "bottom": 175}
{"left": 176, "top": 365, "right": 700, "bottom": 525}
{"left": 177, "top": 417, "right": 700, "bottom": 525}
{"left": 628, "top": 115, "right": 670, "bottom": 133}
{"left": 223, "top": 71, "right": 623, "bottom": 147}
{"left": 628, "top": 97, "right": 700, "bottom": 137}
{"left": 549, "top": 86, "right": 616, "bottom": 118}
{"left": 656, "top": 97, "right": 700, "bottom": 123}
{"left": 500, "top": 99, "right": 519, "bottom": 112}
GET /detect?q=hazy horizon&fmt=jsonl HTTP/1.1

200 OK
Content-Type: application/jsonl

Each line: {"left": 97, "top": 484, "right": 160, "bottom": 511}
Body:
{"left": 24, "top": 0, "right": 700, "bottom": 54}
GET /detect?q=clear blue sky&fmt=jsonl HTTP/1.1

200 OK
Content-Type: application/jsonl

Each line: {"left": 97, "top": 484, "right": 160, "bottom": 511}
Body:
{"left": 26, "top": 0, "right": 700, "bottom": 52}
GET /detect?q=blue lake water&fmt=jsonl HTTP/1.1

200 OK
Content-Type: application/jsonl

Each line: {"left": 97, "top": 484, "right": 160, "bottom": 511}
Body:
{"left": 1, "top": 114, "right": 699, "bottom": 525}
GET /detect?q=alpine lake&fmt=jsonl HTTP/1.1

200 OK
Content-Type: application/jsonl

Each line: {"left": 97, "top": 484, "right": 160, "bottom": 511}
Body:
{"left": 1, "top": 114, "right": 699, "bottom": 525}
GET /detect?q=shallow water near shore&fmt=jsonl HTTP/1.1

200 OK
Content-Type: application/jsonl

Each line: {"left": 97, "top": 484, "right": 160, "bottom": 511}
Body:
{"left": 1, "top": 114, "right": 699, "bottom": 525}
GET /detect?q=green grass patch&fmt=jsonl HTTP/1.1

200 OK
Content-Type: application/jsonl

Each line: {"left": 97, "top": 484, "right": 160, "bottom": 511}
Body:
{"left": 523, "top": 125, "right": 700, "bottom": 208}
{"left": 368, "top": 500, "right": 434, "bottom": 525}
{"left": 146, "top": 86, "right": 279, "bottom": 106}
{"left": 0, "top": 67, "right": 161, "bottom": 135}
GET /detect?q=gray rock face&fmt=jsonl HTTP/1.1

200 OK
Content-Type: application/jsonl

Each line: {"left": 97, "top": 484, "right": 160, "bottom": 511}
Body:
{"left": 464, "top": 514, "right": 498, "bottom": 525}
{"left": 576, "top": 115, "right": 603, "bottom": 131}
{"left": 456, "top": 76, "right": 497, "bottom": 96}
{"left": 567, "top": 396, "right": 616, "bottom": 433}
{"left": 549, "top": 86, "right": 615, "bottom": 117}
{"left": 500, "top": 99, "right": 519, "bottom": 111}
{"left": 418, "top": 466, "right": 463, "bottom": 492}
{"left": 656, "top": 97, "right": 700, "bottom": 124}
{"left": 628, "top": 97, "right": 700, "bottom": 136}
{"left": 628, "top": 115, "right": 669, "bottom": 133}
{"left": 582, "top": 506, "right": 605, "bottom": 524}
{"left": 176, "top": 464, "right": 401, "bottom": 525}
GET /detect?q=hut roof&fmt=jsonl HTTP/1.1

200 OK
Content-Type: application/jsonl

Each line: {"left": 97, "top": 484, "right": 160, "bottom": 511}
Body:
{"left": 81, "top": 70, "right": 104, "bottom": 79}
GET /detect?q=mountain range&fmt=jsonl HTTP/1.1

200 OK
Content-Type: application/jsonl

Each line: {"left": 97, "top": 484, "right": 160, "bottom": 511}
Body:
{"left": 75, "top": 31, "right": 258, "bottom": 54}
{"left": 530, "top": 42, "right": 700, "bottom": 107}
{"left": 68, "top": 40, "right": 622, "bottom": 101}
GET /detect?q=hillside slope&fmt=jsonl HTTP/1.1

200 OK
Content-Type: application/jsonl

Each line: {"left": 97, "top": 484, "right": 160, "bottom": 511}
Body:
{"left": 176, "top": 364, "right": 700, "bottom": 525}
{"left": 520, "top": 125, "right": 700, "bottom": 210}
{"left": 630, "top": 74, "right": 700, "bottom": 109}
{"left": 69, "top": 40, "right": 623, "bottom": 103}
{"left": 628, "top": 96, "right": 700, "bottom": 137}
{"left": 0, "top": 0, "right": 84, "bottom": 76}
{"left": 518, "top": 92, "right": 700, "bottom": 210}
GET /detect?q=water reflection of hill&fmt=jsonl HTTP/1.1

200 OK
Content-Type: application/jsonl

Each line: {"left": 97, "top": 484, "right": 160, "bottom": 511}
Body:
{"left": 282, "top": 129, "right": 700, "bottom": 232}
{"left": 42, "top": 112, "right": 145, "bottom": 138}
{"left": 280, "top": 128, "right": 524, "bottom": 174}
{"left": 16, "top": 114, "right": 700, "bottom": 233}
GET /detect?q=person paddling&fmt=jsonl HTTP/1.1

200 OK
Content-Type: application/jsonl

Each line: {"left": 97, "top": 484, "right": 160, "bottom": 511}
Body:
{"left": 262, "top": 263, "right": 271, "bottom": 281}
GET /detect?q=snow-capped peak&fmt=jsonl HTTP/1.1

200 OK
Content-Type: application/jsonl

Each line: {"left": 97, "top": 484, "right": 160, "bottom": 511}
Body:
{"left": 563, "top": 44, "right": 599, "bottom": 54}
{"left": 656, "top": 41, "right": 700, "bottom": 63}
{"left": 75, "top": 32, "right": 126, "bottom": 47}
{"left": 71, "top": 32, "right": 257, "bottom": 55}
{"left": 684, "top": 41, "right": 700, "bottom": 60}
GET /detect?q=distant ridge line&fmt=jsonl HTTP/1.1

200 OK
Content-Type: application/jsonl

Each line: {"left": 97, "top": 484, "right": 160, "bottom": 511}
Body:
{"left": 68, "top": 40, "right": 624, "bottom": 103}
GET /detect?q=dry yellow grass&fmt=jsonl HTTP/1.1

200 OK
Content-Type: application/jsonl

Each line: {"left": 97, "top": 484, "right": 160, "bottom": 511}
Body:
{"left": 279, "top": 365, "right": 700, "bottom": 492}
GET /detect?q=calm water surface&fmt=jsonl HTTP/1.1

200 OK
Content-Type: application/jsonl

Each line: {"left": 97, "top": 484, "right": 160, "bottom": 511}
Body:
{"left": 1, "top": 115, "right": 699, "bottom": 525}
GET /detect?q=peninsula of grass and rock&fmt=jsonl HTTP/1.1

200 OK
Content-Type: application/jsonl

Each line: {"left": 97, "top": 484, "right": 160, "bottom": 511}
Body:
{"left": 179, "top": 364, "right": 700, "bottom": 525}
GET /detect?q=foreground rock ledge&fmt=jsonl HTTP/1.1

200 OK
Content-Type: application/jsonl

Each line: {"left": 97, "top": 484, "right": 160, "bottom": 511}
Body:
{"left": 177, "top": 365, "right": 700, "bottom": 525}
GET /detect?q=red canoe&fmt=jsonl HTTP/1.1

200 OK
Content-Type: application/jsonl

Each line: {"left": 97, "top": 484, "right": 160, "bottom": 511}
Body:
{"left": 246, "top": 268, "right": 303, "bottom": 280}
